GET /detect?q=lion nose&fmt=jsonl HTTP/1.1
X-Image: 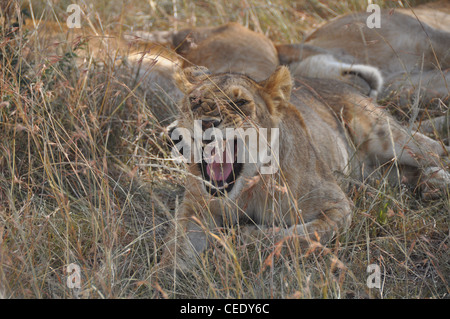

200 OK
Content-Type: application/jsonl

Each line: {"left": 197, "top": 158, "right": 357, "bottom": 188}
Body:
{"left": 201, "top": 119, "right": 221, "bottom": 131}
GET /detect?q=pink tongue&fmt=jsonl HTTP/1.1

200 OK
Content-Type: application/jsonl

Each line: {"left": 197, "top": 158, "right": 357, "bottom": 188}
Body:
{"left": 206, "top": 148, "right": 233, "bottom": 182}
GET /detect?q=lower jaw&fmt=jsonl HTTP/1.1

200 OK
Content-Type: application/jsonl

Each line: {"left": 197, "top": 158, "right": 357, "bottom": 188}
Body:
{"left": 204, "top": 182, "right": 235, "bottom": 197}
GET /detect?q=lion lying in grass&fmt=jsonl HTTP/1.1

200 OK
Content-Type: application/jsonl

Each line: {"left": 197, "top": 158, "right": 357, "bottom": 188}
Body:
{"left": 126, "top": 6, "right": 450, "bottom": 273}
{"left": 26, "top": 2, "right": 447, "bottom": 273}
{"left": 133, "top": 6, "right": 450, "bottom": 107}
{"left": 158, "top": 65, "right": 450, "bottom": 272}
{"left": 133, "top": 7, "right": 450, "bottom": 138}
{"left": 281, "top": 8, "right": 450, "bottom": 107}
{"left": 131, "top": 22, "right": 383, "bottom": 99}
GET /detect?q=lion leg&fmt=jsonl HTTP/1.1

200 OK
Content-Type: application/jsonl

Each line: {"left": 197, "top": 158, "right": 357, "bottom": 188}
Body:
{"left": 241, "top": 198, "right": 352, "bottom": 249}
{"left": 349, "top": 105, "right": 450, "bottom": 195}
{"left": 415, "top": 115, "right": 450, "bottom": 136}
{"left": 354, "top": 116, "right": 446, "bottom": 167}
{"left": 159, "top": 202, "right": 218, "bottom": 273}
{"left": 382, "top": 70, "right": 450, "bottom": 108}
{"left": 344, "top": 97, "right": 447, "bottom": 166}
{"left": 284, "top": 200, "right": 353, "bottom": 243}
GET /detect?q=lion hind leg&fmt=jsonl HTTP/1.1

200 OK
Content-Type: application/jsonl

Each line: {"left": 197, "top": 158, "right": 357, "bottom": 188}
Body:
{"left": 420, "top": 167, "right": 450, "bottom": 199}
{"left": 372, "top": 125, "right": 446, "bottom": 167}
{"left": 351, "top": 108, "right": 450, "bottom": 195}
{"left": 349, "top": 105, "right": 448, "bottom": 168}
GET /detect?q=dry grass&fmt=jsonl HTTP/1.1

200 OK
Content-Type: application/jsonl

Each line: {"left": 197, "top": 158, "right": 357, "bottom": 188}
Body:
{"left": 0, "top": 0, "right": 448, "bottom": 299}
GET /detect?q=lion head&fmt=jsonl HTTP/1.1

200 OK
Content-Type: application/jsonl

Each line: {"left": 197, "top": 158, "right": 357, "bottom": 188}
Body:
{"left": 169, "top": 66, "right": 292, "bottom": 199}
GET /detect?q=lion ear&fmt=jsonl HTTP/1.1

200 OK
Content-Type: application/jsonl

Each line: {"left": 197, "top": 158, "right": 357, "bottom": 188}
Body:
{"left": 261, "top": 66, "right": 292, "bottom": 108}
{"left": 175, "top": 66, "right": 211, "bottom": 93}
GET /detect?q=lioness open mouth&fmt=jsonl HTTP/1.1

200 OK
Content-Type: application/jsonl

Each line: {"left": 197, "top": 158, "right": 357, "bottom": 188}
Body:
{"left": 199, "top": 139, "right": 243, "bottom": 196}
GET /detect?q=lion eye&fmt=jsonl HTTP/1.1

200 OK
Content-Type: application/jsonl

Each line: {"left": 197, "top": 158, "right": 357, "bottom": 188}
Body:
{"left": 190, "top": 96, "right": 202, "bottom": 111}
{"left": 231, "top": 99, "right": 248, "bottom": 109}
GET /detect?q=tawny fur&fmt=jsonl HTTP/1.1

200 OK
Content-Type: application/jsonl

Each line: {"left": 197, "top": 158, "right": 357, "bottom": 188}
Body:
{"left": 159, "top": 67, "right": 450, "bottom": 272}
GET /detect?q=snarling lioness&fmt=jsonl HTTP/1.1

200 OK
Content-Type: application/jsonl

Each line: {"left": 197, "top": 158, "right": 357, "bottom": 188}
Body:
{"left": 159, "top": 66, "right": 450, "bottom": 272}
